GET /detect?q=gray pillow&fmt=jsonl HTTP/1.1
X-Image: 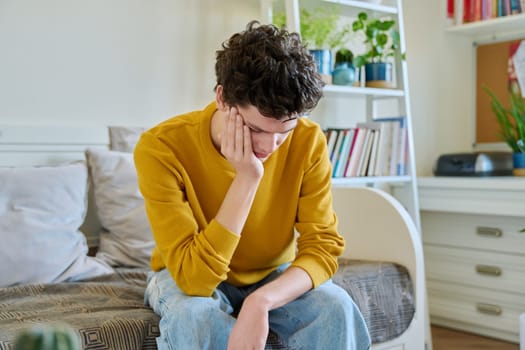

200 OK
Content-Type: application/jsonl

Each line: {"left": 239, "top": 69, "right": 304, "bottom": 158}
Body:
{"left": 0, "top": 162, "right": 113, "bottom": 287}
{"left": 86, "top": 148, "right": 154, "bottom": 267}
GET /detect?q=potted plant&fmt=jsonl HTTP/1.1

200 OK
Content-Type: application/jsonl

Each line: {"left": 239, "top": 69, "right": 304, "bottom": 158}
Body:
{"left": 332, "top": 48, "right": 356, "bottom": 86}
{"left": 14, "top": 324, "right": 81, "bottom": 350}
{"left": 484, "top": 86, "right": 525, "bottom": 176}
{"left": 273, "top": 6, "right": 351, "bottom": 83}
{"left": 352, "top": 12, "right": 401, "bottom": 88}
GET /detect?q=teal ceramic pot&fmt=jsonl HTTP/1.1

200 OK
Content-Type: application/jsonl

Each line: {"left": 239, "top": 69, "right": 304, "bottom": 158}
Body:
{"left": 513, "top": 152, "right": 525, "bottom": 176}
{"left": 364, "top": 62, "right": 394, "bottom": 88}
{"left": 310, "top": 49, "right": 332, "bottom": 77}
{"left": 332, "top": 63, "right": 356, "bottom": 86}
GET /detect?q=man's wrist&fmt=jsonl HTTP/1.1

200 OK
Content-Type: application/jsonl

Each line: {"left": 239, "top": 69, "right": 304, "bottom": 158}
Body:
{"left": 235, "top": 168, "right": 263, "bottom": 182}
{"left": 245, "top": 291, "right": 272, "bottom": 312}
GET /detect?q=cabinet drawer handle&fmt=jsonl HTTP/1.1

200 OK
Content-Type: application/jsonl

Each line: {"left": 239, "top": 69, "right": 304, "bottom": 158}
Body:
{"left": 476, "top": 303, "right": 502, "bottom": 316}
{"left": 475, "top": 264, "right": 502, "bottom": 276}
{"left": 476, "top": 227, "right": 502, "bottom": 238}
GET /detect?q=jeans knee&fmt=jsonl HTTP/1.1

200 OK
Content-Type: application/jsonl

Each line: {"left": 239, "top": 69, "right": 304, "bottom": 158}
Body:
{"left": 312, "top": 283, "right": 361, "bottom": 323}
{"left": 170, "top": 297, "right": 221, "bottom": 325}
{"left": 158, "top": 297, "right": 234, "bottom": 350}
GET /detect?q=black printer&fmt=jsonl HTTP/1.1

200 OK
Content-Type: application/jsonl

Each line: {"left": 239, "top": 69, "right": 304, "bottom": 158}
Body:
{"left": 434, "top": 152, "right": 513, "bottom": 176}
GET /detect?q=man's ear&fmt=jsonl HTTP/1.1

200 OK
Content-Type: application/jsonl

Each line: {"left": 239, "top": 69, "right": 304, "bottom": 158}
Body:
{"left": 215, "top": 85, "right": 228, "bottom": 111}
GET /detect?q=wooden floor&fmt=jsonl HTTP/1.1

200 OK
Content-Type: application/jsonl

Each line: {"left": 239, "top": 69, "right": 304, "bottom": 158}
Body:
{"left": 431, "top": 325, "right": 520, "bottom": 350}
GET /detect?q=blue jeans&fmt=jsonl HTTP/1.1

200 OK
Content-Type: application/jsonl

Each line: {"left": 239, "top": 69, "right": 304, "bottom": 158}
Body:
{"left": 144, "top": 265, "right": 371, "bottom": 350}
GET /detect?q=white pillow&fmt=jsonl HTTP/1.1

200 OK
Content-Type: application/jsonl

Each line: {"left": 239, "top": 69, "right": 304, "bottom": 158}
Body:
{"left": 86, "top": 148, "right": 154, "bottom": 267}
{"left": 0, "top": 162, "right": 113, "bottom": 287}
{"left": 108, "top": 126, "right": 146, "bottom": 153}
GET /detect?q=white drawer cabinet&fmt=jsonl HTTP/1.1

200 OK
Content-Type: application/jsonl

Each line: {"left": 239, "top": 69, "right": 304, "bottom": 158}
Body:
{"left": 427, "top": 280, "right": 525, "bottom": 342}
{"left": 415, "top": 177, "right": 525, "bottom": 343}
{"left": 424, "top": 243, "right": 525, "bottom": 294}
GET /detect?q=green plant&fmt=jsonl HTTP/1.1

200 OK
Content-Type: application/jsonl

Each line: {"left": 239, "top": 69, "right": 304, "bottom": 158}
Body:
{"left": 483, "top": 86, "right": 525, "bottom": 153}
{"left": 273, "top": 6, "right": 351, "bottom": 50}
{"left": 352, "top": 12, "right": 401, "bottom": 68}
{"left": 335, "top": 48, "right": 354, "bottom": 65}
{"left": 14, "top": 324, "right": 81, "bottom": 350}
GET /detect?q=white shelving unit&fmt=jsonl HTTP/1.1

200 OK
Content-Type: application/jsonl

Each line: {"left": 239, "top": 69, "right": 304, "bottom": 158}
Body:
{"left": 260, "top": 0, "right": 421, "bottom": 232}
{"left": 418, "top": 3, "right": 525, "bottom": 344}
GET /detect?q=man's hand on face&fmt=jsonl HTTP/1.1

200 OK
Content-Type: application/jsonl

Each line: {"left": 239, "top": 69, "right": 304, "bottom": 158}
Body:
{"left": 227, "top": 294, "right": 269, "bottom": 350}
{"left": 221, "top": 107, "right": 264, "bottom": 180}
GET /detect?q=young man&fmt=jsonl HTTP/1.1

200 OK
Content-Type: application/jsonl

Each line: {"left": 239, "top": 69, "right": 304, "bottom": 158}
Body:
{"left": 134, "top": 21, "right": 370, "bottom": 350}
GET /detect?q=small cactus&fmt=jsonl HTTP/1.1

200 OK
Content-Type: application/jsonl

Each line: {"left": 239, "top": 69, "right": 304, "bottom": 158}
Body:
{"left": 13, "top": 324, "right": 81, "bottom": 350}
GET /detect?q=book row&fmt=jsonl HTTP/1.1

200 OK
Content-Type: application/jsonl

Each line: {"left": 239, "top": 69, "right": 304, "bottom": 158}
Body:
{"left": 325, "top": 117, "right": 408, "bottom": 178}
{"left": 447, "top": 0, "right": 525, "bottom": 23}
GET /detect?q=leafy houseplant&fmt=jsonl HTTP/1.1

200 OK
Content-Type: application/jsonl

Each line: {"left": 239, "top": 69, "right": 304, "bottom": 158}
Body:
{"left": 483, "top": 86, "right": 525, "bottom": 175}
{"left": 483, "top": 87, "right": 525, "bottom": 153}
{"left": 273, "top": 6, "right": 351, "bottom": 82}
{"left": 273, "top": 6, "right": 351, "bottom": 50}
{"left": 352, "top": 12, "right": 401, "bottom": 88}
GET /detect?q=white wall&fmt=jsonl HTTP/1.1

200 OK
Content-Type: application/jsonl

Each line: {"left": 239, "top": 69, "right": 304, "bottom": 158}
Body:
{"left": 0, "top": 0, "right": 475, "bottom": 176}
{"left": 403, "top": 0, "right": 473, "bottom": 175}
{"left": 0, "top": 0, "right": 259, "bottom": 126}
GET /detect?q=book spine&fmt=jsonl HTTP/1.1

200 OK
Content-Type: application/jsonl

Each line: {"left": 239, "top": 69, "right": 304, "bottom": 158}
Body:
{"left": 504, "top": 0, "right": 511, "bottom": 15}
{"left": 463, "top": 0, "right": 472, "bottom": 22}
{"left": 344, "top": 128, "right": 366, "bottom": 178}
{"left": 343, "top": 129, "right": 360, "bottom": 177}
{"left": 373, "top": 122, "right": 388, "bottom": 176}
{"left": 356, "top": 129, "right": 372, "bottom": 177}
{"left": 448, "top": 0, "right": 455, "bottom": 18}
{"left": 473, "top": 0, "right": 482, "bottom": 21}
{"left": 330, "top": 129, "right": 346, "bottom": 177}
{"left": 367, "top": 130, "right": 381, "bottom": 177}
{"left": 499, "top": 0, "right": 503, "bottom": 15}
{"left": 333, "top": 129, "right": 350, "bottom": 178}
{"left": 336, "top": 129, "right": 355, "bottom": 178}
{"left": 510, "top": 0, "right": 521, "bottom": 13}
{"left": 396, "top": 118, "right": 408, "bottom": 175}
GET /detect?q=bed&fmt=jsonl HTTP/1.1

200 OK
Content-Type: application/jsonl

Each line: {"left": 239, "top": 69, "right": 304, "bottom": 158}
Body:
{"left": 0, "top": 125, "right": 428, "bottom": 350}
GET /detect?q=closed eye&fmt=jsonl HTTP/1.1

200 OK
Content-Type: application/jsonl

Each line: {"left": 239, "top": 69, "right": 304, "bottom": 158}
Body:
{"left": 247, "top": 125, "right": 295, "bottom": 135}
{"left": 248, "top": 126, "right": 263, "bottom": 133}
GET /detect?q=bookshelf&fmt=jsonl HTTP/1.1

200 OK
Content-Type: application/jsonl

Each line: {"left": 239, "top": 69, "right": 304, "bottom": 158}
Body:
{"left": 260, "top": 0, "right": 421, "bottom": 232}
{"left": 446, "top": 13, "right": 525, "bottom": 38}
{"left": 446, "top": 0, "right": 525, "bottom": 39}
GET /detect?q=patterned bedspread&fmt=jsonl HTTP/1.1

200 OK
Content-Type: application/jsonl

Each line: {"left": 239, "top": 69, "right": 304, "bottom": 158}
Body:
{"left": 0, "top": 268, "right": 159, "bottom": 350}
{"left": 0, "top": 261, "right": 414, "bottom": 349}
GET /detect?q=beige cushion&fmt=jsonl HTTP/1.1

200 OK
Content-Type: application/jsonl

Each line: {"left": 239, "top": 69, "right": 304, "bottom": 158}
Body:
{"left": 0, "top": 162, "right": 113, "bottom": 287}
{"left": 108, "top": 126, "right": 146, "bottom": 153}
{"left": 86, "top": 148, "right": 154, "bottom": 267}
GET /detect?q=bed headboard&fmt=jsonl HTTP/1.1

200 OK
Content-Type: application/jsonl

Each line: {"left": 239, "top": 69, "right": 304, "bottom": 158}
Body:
{"left": 0, "top": 125, "right": 111, "bottom": 247}
{"left": 0, "top": 125, "right": 109, "bottom": 166}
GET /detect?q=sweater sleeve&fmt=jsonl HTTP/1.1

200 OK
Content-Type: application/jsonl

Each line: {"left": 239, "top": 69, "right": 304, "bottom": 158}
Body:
{"left": 134, "top": 132, "right": 240, "bottom": 296}
{"left": 291, "top": 126, "right": 345, "bottom": 288}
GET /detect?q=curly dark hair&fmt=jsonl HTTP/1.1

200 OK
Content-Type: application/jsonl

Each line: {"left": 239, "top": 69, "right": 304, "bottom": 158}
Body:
{"left": 215, "top": 20, "right": 324, "bottom": 119}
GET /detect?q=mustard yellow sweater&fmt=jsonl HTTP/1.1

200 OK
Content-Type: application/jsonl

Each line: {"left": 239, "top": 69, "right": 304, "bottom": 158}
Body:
{"left": 134, "top": 102, "right": 344, "bottom": 296}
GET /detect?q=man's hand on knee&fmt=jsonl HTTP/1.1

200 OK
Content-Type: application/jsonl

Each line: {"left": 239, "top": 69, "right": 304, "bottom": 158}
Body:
{"left": 227, "top": 294, "right": 269, "bottom": 350}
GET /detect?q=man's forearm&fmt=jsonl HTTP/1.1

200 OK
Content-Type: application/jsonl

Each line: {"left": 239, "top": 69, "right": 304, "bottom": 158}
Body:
{"left": 247, "top": 266, "right": 313, "bottom": 311}
{"left": 215, "top": 174, "right": 261, "bottom": 235}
